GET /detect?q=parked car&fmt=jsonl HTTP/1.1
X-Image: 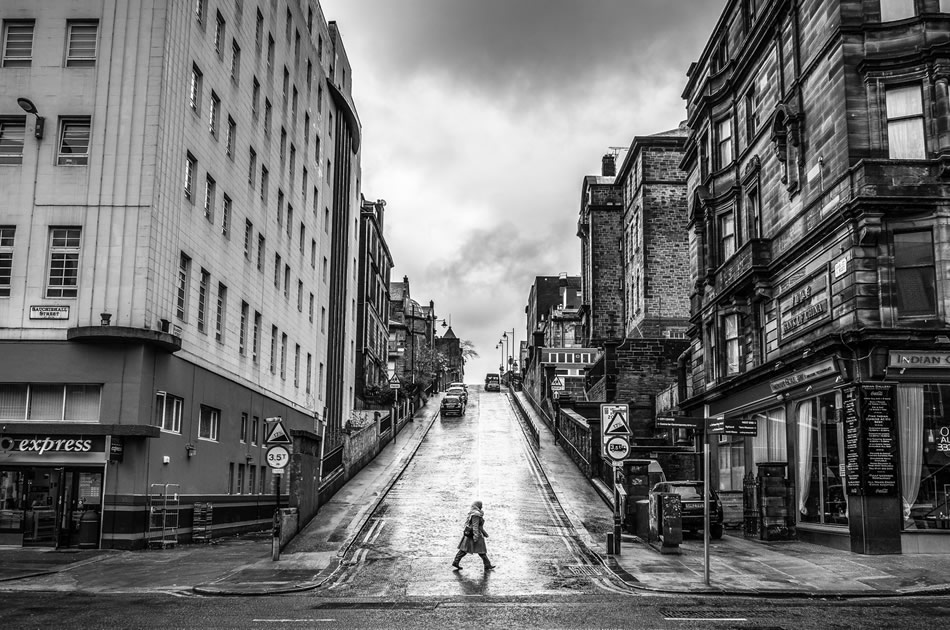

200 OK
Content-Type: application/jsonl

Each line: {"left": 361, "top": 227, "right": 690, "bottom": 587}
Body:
{"left": 650, "top": 480, "right": 724, "bottom": 539}
{"left": 449, "top": 382, "right": 468, "bottom": 395}
{"left": 446, "top": 385, "right": 467, "bottom": 405}
{"left": 484, "top": 373, "right": 500, "bottom": 392}
{"left": 440, "top": 394, "right": 465, "bottom": 417}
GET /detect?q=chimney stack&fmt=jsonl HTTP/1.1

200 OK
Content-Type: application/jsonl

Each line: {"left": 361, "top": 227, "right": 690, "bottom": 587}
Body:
{"left": 602, "top": 153, "right": 616, "bottom": 177}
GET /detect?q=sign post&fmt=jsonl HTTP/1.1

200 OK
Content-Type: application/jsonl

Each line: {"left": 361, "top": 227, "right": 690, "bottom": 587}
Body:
{"left": 601, "top": 404, "right": 630, "bottom": 555}
{"left": 656, "top": 412, "right": 759, "bottom": 586}
{"left": 389, "top": 374, "right": 401, "bottom": 443}
{"left": 265, "top": 419, "right": 291, "bottom": 561}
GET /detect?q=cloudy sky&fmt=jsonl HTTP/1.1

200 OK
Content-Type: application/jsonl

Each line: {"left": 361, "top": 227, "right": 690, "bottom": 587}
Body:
{"left": 321, "top": 0, "right": 727, "bottom": 382}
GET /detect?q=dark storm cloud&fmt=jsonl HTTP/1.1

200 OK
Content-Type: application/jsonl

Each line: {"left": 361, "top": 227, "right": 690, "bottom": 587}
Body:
{"left": 330, "top": 0, "right": 726, "bottom": 99}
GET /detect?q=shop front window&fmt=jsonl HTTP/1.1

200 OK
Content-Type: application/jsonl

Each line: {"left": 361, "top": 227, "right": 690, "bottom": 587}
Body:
{"left": 796, "top": 392, "right": 847, "bottom": 525}
{"left": 752, "top": 407, "right": 787, "bottom": 467}
{"left": 898, "top": 384, "right": 950, "bottom": 530}
{"left": 718, "top": 435, "right": 745, "bottom": 491}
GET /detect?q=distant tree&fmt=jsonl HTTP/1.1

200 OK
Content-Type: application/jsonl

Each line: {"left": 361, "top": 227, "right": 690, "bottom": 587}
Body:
{"left": 459, "top": 339, "right": 478, "bottom": 360}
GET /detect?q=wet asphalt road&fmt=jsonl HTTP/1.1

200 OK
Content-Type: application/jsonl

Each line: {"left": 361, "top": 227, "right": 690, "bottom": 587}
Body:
{"left": 318, "top": 387, "right": 614, "bottom": 598}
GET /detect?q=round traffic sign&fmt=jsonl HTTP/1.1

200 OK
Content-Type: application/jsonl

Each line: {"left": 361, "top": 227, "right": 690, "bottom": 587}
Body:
{"left": 604, "top": 435, "right": 630, "bottom": 462}
{"left": 265, "top": 445, "right": 291, "bottom": 469}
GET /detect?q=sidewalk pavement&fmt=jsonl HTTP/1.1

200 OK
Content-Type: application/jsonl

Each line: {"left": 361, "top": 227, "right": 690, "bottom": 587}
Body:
{"left": 513, "top": 390, "right": 950, "bottom": 597}
{"left": 3, "top": 390, "right": 950, "bottom": 598}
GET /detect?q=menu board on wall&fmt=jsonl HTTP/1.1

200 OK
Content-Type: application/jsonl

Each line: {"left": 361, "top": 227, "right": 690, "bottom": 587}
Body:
{"left": 842, "top": 386, "right": 862, "bottom": 496}
{"left": 841, "top": 384, "right": 899, "bottom": 497}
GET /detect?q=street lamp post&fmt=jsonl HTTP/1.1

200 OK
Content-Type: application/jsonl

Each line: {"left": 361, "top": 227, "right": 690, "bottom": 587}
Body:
{"left": 502, "top": 329, "right": 516, "bottom": 373}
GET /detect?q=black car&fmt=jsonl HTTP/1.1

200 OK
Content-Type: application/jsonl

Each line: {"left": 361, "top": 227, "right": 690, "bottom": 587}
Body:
{"left": 651, "top": 480, "right": 724, "bottom": 539}
{"left": 446, "top": 386, "right": 467, "bottom": 406}
{"left": 440, "top": 394, "right": 465, "bottom": 417}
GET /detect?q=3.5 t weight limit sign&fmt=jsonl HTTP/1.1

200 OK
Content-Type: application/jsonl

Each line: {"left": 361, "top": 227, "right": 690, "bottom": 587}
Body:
{"left": 265, "top": 445, "right": 290, "bottom": 470}
{"left": 604, "top": 435, "right": 630, "bottom": 462}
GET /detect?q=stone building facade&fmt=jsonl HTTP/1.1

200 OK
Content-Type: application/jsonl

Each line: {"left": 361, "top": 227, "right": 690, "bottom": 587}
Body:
{"left": 355, "top": 197, "right": 393, "bottom": 409}
{"left": 680, "top": 0, "right": 950, "bottom": 554}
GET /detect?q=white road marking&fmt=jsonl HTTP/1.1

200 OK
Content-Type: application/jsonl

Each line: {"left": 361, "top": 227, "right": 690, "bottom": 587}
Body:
{"left": 251, "top": 619, "right": 336, "bottom": 623}
{"left": 665, "top": 618, "right": 748, "bottom": 622}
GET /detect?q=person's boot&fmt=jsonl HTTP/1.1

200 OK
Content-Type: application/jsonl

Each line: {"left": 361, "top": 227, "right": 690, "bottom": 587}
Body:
{"left": 452, "top": 550, "right": 465, "bottom": 569}
{"left": 481, "top": 555, "right": 496, "bottom": 570}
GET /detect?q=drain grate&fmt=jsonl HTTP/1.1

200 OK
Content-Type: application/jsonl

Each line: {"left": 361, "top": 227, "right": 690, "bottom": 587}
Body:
{"left": 565, "top": 564, "right": 610, "bottom": 577}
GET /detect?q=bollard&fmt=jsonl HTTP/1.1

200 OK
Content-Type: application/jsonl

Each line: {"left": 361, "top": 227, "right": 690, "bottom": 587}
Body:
{"left": 606, "top": 533, "right": 615, "bottom": 555}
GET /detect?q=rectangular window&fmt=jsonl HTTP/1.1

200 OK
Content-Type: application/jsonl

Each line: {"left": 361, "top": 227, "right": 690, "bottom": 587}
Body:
{"left": 209, "top": 91, "right": 220, "bottom": 136}
{"left": 723, "top": 313, "right": 740, "bottom": 376}
{"left": 197, "top": 268, "right": 209, "bottom": 333}
{"left": 252, "top": 311, "right": 261, "bottom": 363}
{"left": 274, "top": 253, "right": 281, "bottom": 288}
{"left": 751, "top": 407, "right": 787, "bottom": 467}
{"left": 745, "top": 85, "right": 760, "bottom": 139}
{"left": 717, "top": 118, "right": 733, "bottom": 168}
{"left": 176, "top": 252, "right": 191, "bottom": 320}
{"left": 261, "top": 165, "right": 269, "bottom": 202}
{"left": 322, "top": 257, "right": 328, "bottom": 283}
{"left": 221, "top": 194, "right": 232, "bottom": 237}
{"left": 198, "top": 405, "right": 220, "bottom": 441}
{"left": 895, "top": 230, "right": 937, "bottom": 317}
{"left": 280, "top": 127, "right": 287, "bottom": 163}
{"left": 0, "top": 226, "right": 14, "bottom": 297}
{"left": 270, "top": 325, "right": 278, "bottom": 373}
{"left": 880, "top": 0, "right": 916, "bottom": 21}
{"left": 214, "top": 12, "right": 225, "bottom": 57}
{"left": 195, "top": 0, "right": 207, "bottom": 26}
{"left": 297, "top": 280, "right": 303, "bottom": 311}
{"left": 65, "top": 21, "right": 98, "bottom": 67}
{"left": 942, "top": 0, "right": 950, "bottom": 12}
{"left": 719, "top": 211, "right": 736, "bottom": 263}
{"left": 252, "top": 415, "right": 260, "bottom": 445}
{"left": 289, "top": 145, "right": 296, "bottom": 187}
{"left": 2, "top": 20, "right": 34, "bottom": 67}
{"left": 294, "top": 30, "right": 301, "bottom": 63}
{"left": 257, "top": 235, "right": 265, "bottom": 271}
{"left": 255, "top": 9, "right": 263, "bottom": 53}
{"left": 239, "top": 300, "right": 249, "bottom": 355}
{"left": 58, "top": 118, "right": 91, "bottom": 166}
{"left": 248, "top": 147, "right": 257, "bottom": 188}
{"left": 283, "top": 264, "right": 290, "bottom": 299}
{"left": 278, "top": 190, "right": 285, "bottom": 227}
{"left": 267, "top": 34, "right": 274, "bottom": 72}
{"left": 886, "top": 85, "right": 926, "bottom": 159}
{"left": 204, "top": 174, "right": 216, "bottom": 221}
{"left": 248, "top": 465, "right": 257, "bottom": 495}
{"left": 240, "top": 412, "right": 248, "bottom": 442}
{"left": 286, "top": 205, "right": 294, "bottom": 239}
{"left": 154, "top": 392, "right": 183, "bottom": 433}
{"left": 311, "top": 239, "right": 316, "bottom": 267}
{"left": 309, "top": 292, "right": 314, "bottom": 322}
{"left": 282, "top": 67, "right": 290, "bottom": 107}
{"left": 228, "top": 463, "right": 234, "bottom": 494}
{"left": 230, "top": 39, "right": 241, "bottom": 83}
{"left": 292, "top": 88, "right": 298, "bottom": 126}
{"left": 281, "top": 333, "right": 288, "bottom": 379}
{"left": 237, "top": 464, "right": 245, "bottom": 495}
{"left": 215, "top": 282, "right": 227, "bottom": 342}
{"left": 319, "top": 363, "right": 324, "bottom": 398}
{"left": 294, "top": 344, "right": 301, "bottom": 387}
{"left": 252, "top": 78, "right": 260, "bottom": 119}
{"left": 243, "top": 220, "right": 253, "bottom": 259}
{"left": 0, "top": 117, "right": 25, "bottom": 165}
{"left": 299, "top": 223, "right": 306, "bottom": 254}
{"left": 47, "top": 228, "right": 81, "bottom": 299}
{"left": 306, "top": 353, "right": 312, "bottom": 393}
{"left": 190, "top": 64, "right": 203, "bottom": 112}
{"left": 321, "top": 307, "right": 326, "bottom": 333}
{"left": 184, "top": 153, "right": 197, "bottom": 200}
{"left": 225, "top": 116, "right": 236, "bottom": 158}
{"left": 798, "top": 392, "right": 846, "bottom": 525}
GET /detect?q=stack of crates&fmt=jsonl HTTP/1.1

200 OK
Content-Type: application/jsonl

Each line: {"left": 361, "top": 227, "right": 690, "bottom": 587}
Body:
{"left": 192, "top": 502, "right": 213, "bottom": 543}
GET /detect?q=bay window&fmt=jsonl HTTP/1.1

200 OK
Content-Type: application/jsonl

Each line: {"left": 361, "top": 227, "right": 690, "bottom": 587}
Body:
{"left": 885, "top": 85, "right": 925, "bottom": 159}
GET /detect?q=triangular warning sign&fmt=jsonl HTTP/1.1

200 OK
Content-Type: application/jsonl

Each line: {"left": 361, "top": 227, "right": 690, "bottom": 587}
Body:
{"left": 388, "top": 374, "right": 400, "bottom": 384}
{"left": 603, "top": 411, "right": 630, "bottom": 436}
{"left": 265, "top": 421, "right": 292, "bottom": 444}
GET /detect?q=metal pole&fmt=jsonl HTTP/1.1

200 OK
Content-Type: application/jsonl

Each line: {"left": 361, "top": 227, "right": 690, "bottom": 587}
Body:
{"left": 613, "top": 462, "right": 622, "bottom": 555}
{"left": 272, "top": 471, "right": 281, "bottom": 561}
{"left": 703, "top": 430, "right": 710, "bottom": 586}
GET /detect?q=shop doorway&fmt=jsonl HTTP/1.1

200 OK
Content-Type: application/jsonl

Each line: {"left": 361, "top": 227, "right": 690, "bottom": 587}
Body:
{"left": 0, "top": 467, "right": 103, "bottom": 547}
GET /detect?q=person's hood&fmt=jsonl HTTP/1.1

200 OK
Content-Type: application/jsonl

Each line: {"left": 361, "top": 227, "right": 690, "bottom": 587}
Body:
{"left": 467, "top": 506, "right": 484, "bottom": 520}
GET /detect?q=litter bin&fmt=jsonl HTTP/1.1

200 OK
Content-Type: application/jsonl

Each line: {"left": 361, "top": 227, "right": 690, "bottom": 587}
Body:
{"left": 78, "top": 509, "right": 100, "bottom": 549}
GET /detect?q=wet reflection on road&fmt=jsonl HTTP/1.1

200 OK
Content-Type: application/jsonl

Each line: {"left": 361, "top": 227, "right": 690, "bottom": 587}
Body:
{"left": 320, "top": 387, "right": 616, "bottom": 598}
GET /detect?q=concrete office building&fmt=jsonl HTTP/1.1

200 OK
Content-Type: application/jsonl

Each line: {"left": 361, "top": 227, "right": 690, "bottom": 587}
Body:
{"left": 0, "top": 0, "right": 361, "bottom": 549}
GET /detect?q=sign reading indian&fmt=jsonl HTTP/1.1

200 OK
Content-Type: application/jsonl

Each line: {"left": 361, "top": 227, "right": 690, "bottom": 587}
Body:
{"left": 1, "top": 436, "right": 96, "bottom": 455}
{"left": 888, "top": 350, "right": 950, "bottom": 368}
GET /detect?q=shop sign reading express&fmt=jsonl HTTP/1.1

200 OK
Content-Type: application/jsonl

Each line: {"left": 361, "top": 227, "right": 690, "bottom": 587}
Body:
{"left": 0, "top": 436, "right": 100, "bottom": 454}
{"left": 842, "top": 384, "right": 898, "bottom": 496}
